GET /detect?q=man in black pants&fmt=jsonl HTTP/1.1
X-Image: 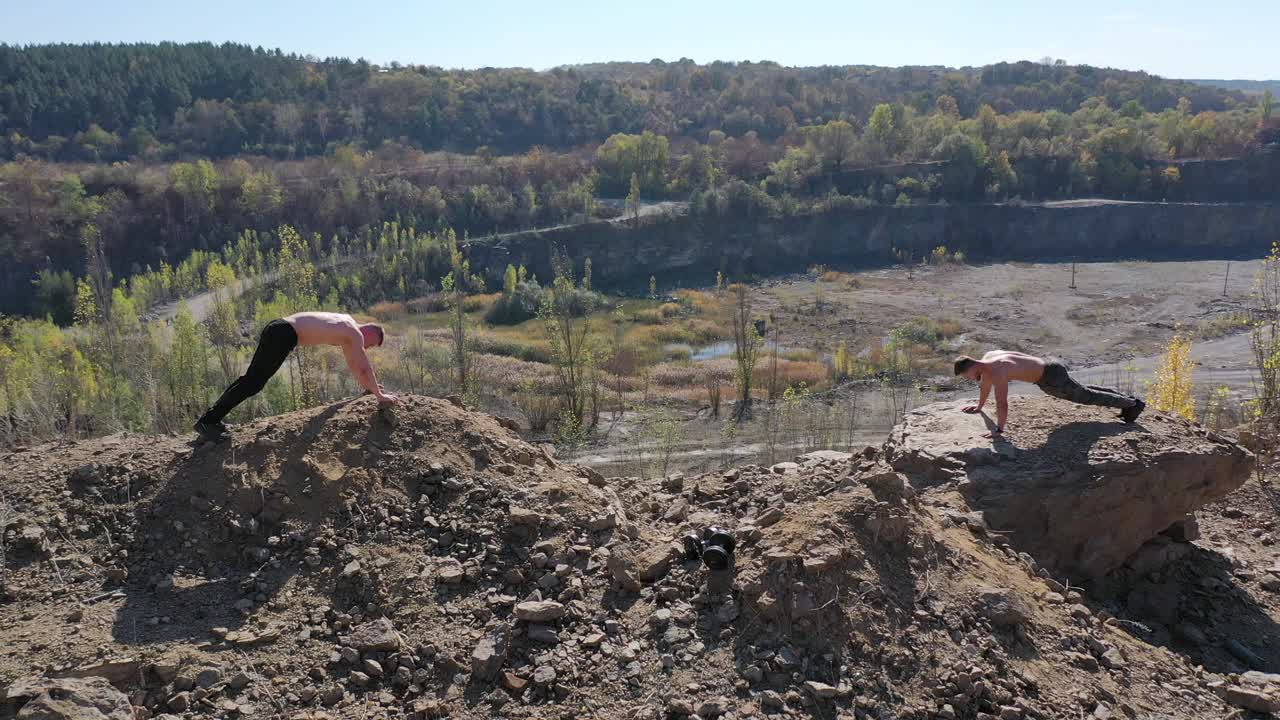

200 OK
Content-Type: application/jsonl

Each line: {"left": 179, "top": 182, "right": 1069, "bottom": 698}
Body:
{"left": 195, "top": 311, "right": 397, "bottom": 440}
{"left": 953, "top": 350, "right": 1144, "bottom": 437}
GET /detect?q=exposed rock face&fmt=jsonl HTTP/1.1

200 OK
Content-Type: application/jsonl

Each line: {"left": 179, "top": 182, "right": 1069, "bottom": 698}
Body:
{"left": 471, "top": 200, "right": 1280, "bottom": 296}
{"left": 885, "top": 397, "right": 1253, "bottom": 579}
{"left": 3, "top": 676, "right": 133, "bottom": 719}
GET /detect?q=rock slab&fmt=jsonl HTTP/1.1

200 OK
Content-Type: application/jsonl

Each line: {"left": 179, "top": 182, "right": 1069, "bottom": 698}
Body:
{"left": 885, "top": 397, "right": 1253, "bottom": 579}
{"left": 4, "top": 676, "right": 133, "bottom": 719}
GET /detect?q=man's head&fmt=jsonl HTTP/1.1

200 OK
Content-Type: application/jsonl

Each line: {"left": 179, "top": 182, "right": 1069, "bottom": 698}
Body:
{"left": 359, "top": 324, "right": 385, "bottom": 349}
{"left": 953, "top": 355, "right": 982, "bottom": 381}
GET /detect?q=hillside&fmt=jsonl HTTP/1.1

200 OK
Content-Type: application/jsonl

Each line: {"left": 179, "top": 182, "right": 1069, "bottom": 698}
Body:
{"left": 1187, "top": 79, "right": 1280, "bottom": 96}
{"left": 3, "top": 394, "right": 1280, "bottom": 718}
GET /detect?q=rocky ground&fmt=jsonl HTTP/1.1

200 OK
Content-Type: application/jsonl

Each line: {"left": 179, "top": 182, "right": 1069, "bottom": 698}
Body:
{"left": 2, "top": 395, "right": 1279, "bottom": 719}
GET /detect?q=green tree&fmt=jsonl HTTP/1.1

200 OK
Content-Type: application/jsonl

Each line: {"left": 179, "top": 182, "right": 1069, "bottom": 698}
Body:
{"left": 729, "top": 283, "right": 763, "bottom": 421}
{"left": 933, "top": 133, "right": 988, "bottom": 199}
{"left": 867, "top": 103, "right": 896, "bottom": 157}
{"left": 441, "top": 233, "right": 481, "bottom": 396}
{"left": 166, "top": 304, "right": 211, "bottom": 431}
{"left": 205, "top": 261, "right": 241, "bottom": 383}
{"left": 816, "top": 120, "right": 858, "bottom": 173}
{"left": 502, "top": 264, "right": 518, "bottom": 296}
{"left": 540, "top": 261, "right": 600, "bottom": 426}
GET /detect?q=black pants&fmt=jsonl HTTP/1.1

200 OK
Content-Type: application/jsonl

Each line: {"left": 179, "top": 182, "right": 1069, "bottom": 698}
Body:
{"left": 1035, "top": 362, "right": 1136, "bottom": 410}
{"left": 199, "top": 319, "right": 298, "bottom": 424}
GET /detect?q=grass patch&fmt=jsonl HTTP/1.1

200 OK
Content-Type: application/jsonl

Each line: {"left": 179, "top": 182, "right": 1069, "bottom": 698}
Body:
{"left": 1195, "top": 312, "right": 1250, "bottom": 340}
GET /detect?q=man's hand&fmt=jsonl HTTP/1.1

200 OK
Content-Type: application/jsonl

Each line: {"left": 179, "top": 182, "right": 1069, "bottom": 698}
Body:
{"left": 377, "top": 392, "right": 399, "bottom": 407}
{"left": 962, "top": 404, "right": 981, "bottom": 414}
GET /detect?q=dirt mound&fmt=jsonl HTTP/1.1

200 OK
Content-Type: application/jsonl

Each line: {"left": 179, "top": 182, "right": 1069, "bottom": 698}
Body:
{"left": 0, "top": 395, "right": 1274, "bottom": 719}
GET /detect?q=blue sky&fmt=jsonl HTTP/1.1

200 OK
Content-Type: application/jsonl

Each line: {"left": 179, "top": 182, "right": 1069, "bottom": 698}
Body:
{"left": 5, "top": 0, "right": 1276, "bottom": 80}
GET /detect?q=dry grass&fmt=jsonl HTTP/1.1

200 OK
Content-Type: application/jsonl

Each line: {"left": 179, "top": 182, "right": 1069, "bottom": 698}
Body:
{"left": 1195, "top": 313, "right": 1250, "bottom": 340}
{"left": 368, "top": 301, "right": 407, "bottom": 321}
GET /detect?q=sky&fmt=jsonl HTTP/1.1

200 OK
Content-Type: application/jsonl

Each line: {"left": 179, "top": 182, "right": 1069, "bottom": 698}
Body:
{"left": 5, "top": 0, "right": 1277, "bottom": 80}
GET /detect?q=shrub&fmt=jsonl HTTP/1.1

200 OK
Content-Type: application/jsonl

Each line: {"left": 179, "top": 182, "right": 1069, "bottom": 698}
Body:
{"left": 485, "top": 281, "right": 546, "bottom": 325}
{"left": 368, "top": 301, "right": 406, "bottom": 321}
{"left": 1150, "top": 333, "right": 1196, "bottom": 420}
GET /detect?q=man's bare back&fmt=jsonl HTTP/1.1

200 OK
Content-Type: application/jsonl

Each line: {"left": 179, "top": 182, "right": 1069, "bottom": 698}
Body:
{"left": 284, "top": 312, "right": 396, "bottom": 406}
{"left": 975, "top": 350, "right": 1046, "bottom": 384}
{"left": 285, "top": 312, "right": 365, "bottom": 346}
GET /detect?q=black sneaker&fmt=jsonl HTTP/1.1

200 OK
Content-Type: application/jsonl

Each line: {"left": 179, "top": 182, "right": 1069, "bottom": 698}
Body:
{"left": 193, "top": 419, "right": 229, "bottom": 440}
{"left": 1120, "top": 399, "right": 1146, "bottom": 423}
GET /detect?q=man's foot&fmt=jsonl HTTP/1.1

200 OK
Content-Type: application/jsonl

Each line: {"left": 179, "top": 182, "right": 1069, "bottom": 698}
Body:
{"left": 193, "top": 420, "right": 229, "bottom": 440}
{"left": 1120, "top": 399, "right": 1146, "bottom": 423}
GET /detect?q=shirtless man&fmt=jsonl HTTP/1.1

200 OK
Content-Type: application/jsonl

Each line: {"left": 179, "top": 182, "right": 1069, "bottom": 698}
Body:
{"left": 953, "top": 350, "right": 1144, "bottom": 436}
{"left": 194, "top": 312, "right": 398, "bottom": 439}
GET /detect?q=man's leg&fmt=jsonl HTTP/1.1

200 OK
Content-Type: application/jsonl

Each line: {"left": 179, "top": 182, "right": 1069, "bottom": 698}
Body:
{"left": 198, "top": 321, "right": 297, "bottom": 427}
{"left": 1038, "top": 365, "right": 1135, "bottom": 410}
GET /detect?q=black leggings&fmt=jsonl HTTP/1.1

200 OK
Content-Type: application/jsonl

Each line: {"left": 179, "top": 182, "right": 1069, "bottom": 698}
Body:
{"left": 199, "top": 319, "right": 297, "bottom": 424}
{"left": 1035, "top": 362, "right": 1136, "bottom": 410}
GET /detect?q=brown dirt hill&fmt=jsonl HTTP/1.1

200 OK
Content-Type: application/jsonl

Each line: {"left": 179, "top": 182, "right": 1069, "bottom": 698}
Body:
{"left": 0, "top": 394, "right": 1274, "bottom": 719}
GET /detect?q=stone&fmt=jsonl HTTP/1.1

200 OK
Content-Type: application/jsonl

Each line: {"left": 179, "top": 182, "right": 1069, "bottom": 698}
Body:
{"left": 1100, "top": 648, "right": 1126, "bottom": 670}
{"left": 195, "top": 668, "right": 223, "bottom": 688}
{"left": 514, "top": 600, "right": 565, "bottom": 623}
{"left": 698, "top": 696, "right": 728, "bottom": 717}
{"left": 532, "top": 665, "right": 557, "bottom": 685}
{"left": 501, "top": 671, "right": 528, "bottom": 692}
{"left": 320, "top": 685, "right": 344, "bottom": 706}
{"left": 860, "top": 465, "right": 908, "bottom": 494}
{"left": 343, "top": 618, "right": 400, "bottom": 652}
{"left": 884, "top": 397, "right": 1253, "bottom": 579}
{"left": 1216, "top": 684, "right": 1280, "bottom": 713}
{"left": 755, "top": 508, "right": 784, "bottom": 527}
{"left": 588, "top": 512, "right": 619, "bottom": 531}
{"left": 509, "top": 507, "right": 541, "bottom": 526}
{"left": 56, "top": 658, "right": 142, "bottom": 685}
{"left": 4, "top": 677, "right": 133, "bottom": 719}
{"left": 770, "top": 462, "right": 800, "bottom": 474}
{"left": 437, "top": 559, "right": 466, "bottom": 584}
{"left": 760, "top": 691, "right": 785, "bottom": 710}
{"left": 804, "top": 681, "right": 839, "bottom": 699}
{"left": 362, "top": 658, "right": 384, "bottom": 677}
{"left": 1066, "top": 652, "right": 1099, "bottom": 672}
{"left": 167, "top": 691, "right": 192, "bottom": 712}
{"left": 471, "top": 623, "right": 511, "bottom": 681}
{"left": 975, "top": 587, "right": 1033, "bottom": 628}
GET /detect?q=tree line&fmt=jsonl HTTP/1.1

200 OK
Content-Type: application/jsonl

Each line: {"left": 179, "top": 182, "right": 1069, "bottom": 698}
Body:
{"left": 0, "top": 43, "right": 1253, "bottom": 161}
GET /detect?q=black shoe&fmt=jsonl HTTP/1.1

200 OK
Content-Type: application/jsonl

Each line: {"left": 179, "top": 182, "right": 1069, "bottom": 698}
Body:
{"left": 194, "top": 419, "right": 228, "bottom": 440}
{"left": 1120, "top": 399, "right": 1145, "bottom": 423}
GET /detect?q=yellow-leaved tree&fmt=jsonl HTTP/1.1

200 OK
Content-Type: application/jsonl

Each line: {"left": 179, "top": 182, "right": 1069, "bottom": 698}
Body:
{"left": 1150, "top": 332, "right": 1196, "bottom": 420}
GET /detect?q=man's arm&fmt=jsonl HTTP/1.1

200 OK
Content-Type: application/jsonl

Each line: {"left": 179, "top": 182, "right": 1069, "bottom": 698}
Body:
{"left": 993, "top": 374, "right": 1010, "bottom": 432}
{"left": 341, "top": 333, "right": 395, "bottom": 405}
{"left": 963, "top": 373, "right": 992, "bottom": 413}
